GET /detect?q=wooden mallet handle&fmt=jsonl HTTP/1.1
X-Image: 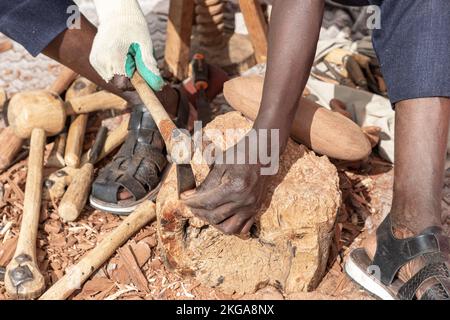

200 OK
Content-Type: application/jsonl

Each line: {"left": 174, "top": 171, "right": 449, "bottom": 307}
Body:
{"left": 39, "top": 201, "right": 156, "bottom": 300}
{"left": 58, "top": 162, "right": 94, "bottom": 222}
{"left": 4, "top": 129, "right": 46, "bottom": 299}
{"left": 130, "top": 73, "right": 178, "bottom": 153}
{"left": 48, "top": 66, "right": 78, "bottom": 95}
{"left": 64, "top": 78, "right": 98, "bottom": 168}
{"left": 64, "top": 91, "right": 127, "bottom": 116}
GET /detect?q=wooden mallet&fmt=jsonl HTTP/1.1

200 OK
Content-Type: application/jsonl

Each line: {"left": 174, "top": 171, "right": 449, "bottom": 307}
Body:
{"left": 5, "top": 91, "right": 66, "bottom": 299}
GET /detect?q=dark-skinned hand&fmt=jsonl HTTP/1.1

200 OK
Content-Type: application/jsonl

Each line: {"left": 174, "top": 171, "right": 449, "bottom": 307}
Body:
{"left": 181, "top": 139, "right": 268, "bottom": 235}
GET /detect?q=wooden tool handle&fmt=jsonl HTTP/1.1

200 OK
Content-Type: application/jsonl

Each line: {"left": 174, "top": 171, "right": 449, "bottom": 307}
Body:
{"left": 46, "top": 133, "right": 67, "bottom": 168}
{"left": 131, "top": 73, "right": 177, "bottom": 152}
{"left": 5, "top": 128, "right": 46, "bottom": 299}
{"left": 65, "top": 91, "right": 127, "bottom": 116}
{"left": 80, "top": 117, "right": 130, "bottom": 166}
{"left": 0, "top": 127, "right": 24, "bottom": 171}
{"left": 58, "top": 163, "right": 93, "bottom": 222}
{"left": 65, "top": 114, "right": 88, "bottom": 168}
{"left": 64, "top": 78, "right": 98, "bottom": 168}
{"left": 40, "top": 201, "right": 156, "bottom": 300}
{"left": 48, "top": 66, "right": 78, "bottom": 95}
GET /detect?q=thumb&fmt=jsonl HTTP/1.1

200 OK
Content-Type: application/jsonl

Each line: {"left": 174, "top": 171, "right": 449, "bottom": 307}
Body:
{"left": 126, "top": 43, "right": 164, "bottom": 91}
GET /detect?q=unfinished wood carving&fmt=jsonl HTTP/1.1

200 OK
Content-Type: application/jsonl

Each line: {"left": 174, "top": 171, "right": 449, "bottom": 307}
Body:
{"left": 156, "top": 112, "right": 341, "bottom": 294}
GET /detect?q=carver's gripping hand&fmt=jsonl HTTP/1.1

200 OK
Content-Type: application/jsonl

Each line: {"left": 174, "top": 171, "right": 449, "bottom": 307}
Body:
{"left": 181, "top": 138, "right": 268, "bottom": 235}
{"left": 90, "top": 0, "right": 164, "bottom": 91}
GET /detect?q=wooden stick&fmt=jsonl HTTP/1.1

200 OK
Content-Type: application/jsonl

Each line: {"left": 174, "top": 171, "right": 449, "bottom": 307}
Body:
{"left": 58, "top": 163, "right": 94, "bottom": 222}
{"left": 64, "top": 78, "right": 98, "bottom": 168}
{"left": 131, "top": 73, "right": 178, "bottom": 153}
{"left": 46, "top": 133, "right": 67, "bottom": 168}
{"left": 0, "top": 127, "right": 24, "bottom": 172}
{"left": 239, "top": 0, "right": 268, "bottom": 64}
{"left": 39, "top": 201, "right": 156, "bottom": 300}
{"left": 164, "top": 0, "right": 195, "bottom": 80}
{"left": 4, "top": 129, "right": 46, "bottom": 299}
{"left": 48, "top": 66, "right": 78, "bottom": 95}
{"left": 64, "top": 90, "right": 127, "bottom": 116}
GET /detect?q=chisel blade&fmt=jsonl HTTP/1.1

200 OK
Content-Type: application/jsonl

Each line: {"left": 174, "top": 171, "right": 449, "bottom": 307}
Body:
{"left": 176, "top": 163, "right": 196, "bottom": 197}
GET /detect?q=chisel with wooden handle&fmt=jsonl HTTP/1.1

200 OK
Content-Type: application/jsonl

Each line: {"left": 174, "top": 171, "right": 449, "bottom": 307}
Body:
{"left": 130, "top": 72, "right": 196, "bottom": 196}
{"left": 58, "top": 126, "right": 108, "bottom": 222}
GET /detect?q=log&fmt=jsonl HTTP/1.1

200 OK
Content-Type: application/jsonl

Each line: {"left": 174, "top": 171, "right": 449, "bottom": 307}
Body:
{"left": 156, "top": 112, "right": 341, "bottom": 294}
{"left": 223, "top": 75, "right": 371, "bottom": 161}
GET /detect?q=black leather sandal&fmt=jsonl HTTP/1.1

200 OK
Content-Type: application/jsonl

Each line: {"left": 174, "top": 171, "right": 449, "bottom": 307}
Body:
{"left": 345, "top": 214, "right": 450, "bottom": 300}
{"left": 89, "top": 87, "right": 190, "bottom": 215}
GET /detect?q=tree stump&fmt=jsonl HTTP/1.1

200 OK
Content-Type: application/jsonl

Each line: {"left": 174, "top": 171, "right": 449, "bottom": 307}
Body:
{"left": 156, "top": 112, "right": 341, "bottom": 294}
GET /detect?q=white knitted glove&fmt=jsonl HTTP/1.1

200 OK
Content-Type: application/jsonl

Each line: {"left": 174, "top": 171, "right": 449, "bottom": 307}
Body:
{"left": 90, "top": 0, "right": 164, "bottom": 90}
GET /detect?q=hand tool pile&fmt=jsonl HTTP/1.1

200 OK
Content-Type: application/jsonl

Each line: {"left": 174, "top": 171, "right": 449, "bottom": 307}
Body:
{"left": 312, "top": 47, "right": 387, "bottom": 97}
{"left": 0, "top": 67, "right": 162, "bottom": 300}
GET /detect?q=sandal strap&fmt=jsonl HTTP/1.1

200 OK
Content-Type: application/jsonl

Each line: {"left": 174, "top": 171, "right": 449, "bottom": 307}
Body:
{"left": 372, "top": 214, "right": 440, "bottom": 285}
{"left": 398, "top": 262, "right": 450, "bottom": 300}
{"left": 91, "top": 105, "right": 167, "bottom": 204}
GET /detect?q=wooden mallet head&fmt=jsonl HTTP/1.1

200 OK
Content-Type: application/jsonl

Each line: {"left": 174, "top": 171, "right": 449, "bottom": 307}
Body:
{"left": 7, "top": 90, "right": 66, "bottom": 139}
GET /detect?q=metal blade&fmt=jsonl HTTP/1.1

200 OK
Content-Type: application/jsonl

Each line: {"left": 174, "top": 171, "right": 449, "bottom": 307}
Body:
{"left": 176, "top": 164, "right": 196, "bottom": 196}
{"left": 89, "top": 126, "right": 108, "bottom": 164}
{"left": 196, "top": 89, "right": 213, "bottom": 126}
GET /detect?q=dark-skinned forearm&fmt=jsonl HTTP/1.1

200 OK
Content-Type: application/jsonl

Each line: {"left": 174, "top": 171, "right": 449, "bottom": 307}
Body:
{"left": 254, "top": 0, "right": 324, "bottom": 152}
{"left": 42, "top": 15, "right": 179, "bottom": 112}
{"left": 42, "top": 15, "right": 127, "bottom": 98}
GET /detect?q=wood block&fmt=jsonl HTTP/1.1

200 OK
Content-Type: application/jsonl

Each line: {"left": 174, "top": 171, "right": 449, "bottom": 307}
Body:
{"left": 156, "top": 112, "right": 341, "bottom": 294}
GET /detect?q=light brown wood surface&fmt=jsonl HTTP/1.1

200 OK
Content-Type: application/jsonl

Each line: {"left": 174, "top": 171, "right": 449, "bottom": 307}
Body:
{"left": 7, "top": 91, "right": 66, "bottom": 139}
{"left": 46, "top": 134, "right": 67, "bottom": 168}
{"left": 223, "top": 76, "right": 371, "bottom": 161}
{"left": 64, "top": 90, "right": 127, "bottom": 116}
{"left": 48, "top": 66, "right": 78, "bottom": 95}
{"left": 0, "top": 127, "right": 24, "bottom": 171}
{"left": 64, "top": 78, "right": 98, "bottom": 168}
{"left": 164, "top": 0, "right": 195, "bottom": 80}
{"left": 131, "top": 73, "right": 178, "bottom": 152}
{"left": 0, "top": 90, "right": 23, "bottom": 172}
{"left": 80, "top": 117, "right": 130, "bottom": 166}
{"left": 239, "top": 0, "right": 268, "bottom": 64}
{"left": 4, "top": 129, "right": 46, "bottom": 299}
{"left": 58, "top": 163, "right": 94, "bottom": 222}
{"left": 39, "top": 201, "right": 156, "bottom": 300}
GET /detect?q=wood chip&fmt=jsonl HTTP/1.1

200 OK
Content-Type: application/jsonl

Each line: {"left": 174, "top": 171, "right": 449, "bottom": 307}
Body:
{"left": 83, "top": 277, "right": 115, "bottom": 293}
{"left": 0, "top": 237, "right": 17, "bottom": 266}
{"left": 130, "top": 242, "right": 151, "bottom": 267}
{"left": 119, "top": 245, "right": 149, "bottom": 293}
